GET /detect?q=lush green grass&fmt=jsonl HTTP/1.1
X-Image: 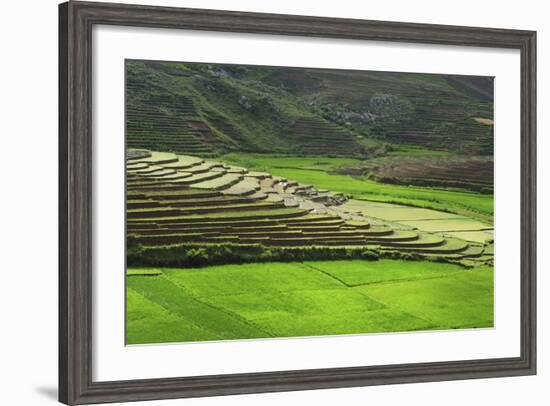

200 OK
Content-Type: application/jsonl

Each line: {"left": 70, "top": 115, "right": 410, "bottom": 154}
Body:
{"left": 386, "top": 144, "right": 453, "bottom": 157}
{"left": 304, "top": 259, "right": 463, "bottom": 286}
{"left": 220, "top": 153, "right": 493, "bottom": 223}
{"left": 127, "top": 275, "right": 269, "bottom": 342}
{"left": 126, "top": 259, "right": 494, "bottom": 344}
{"left": 221, "top": 153, "right": 362, "bottom": 172}
{"left": 357, "top": 266, "right": 494, "bottom": 329}
{"left": 162, "top": 262, "right": 341, "bottom": 297}
{"left": 126, "top": 288, "right": 216, "bottom": 344}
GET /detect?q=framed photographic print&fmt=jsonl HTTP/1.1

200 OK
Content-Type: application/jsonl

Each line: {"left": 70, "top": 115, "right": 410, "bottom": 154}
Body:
{"left": 59, "top": 1, "right": 536, "bottom": 404}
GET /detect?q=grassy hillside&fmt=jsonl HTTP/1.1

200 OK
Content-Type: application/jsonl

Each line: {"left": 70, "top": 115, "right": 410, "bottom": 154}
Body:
{"left": 126, "top": 60, "right": 494, "bottom": 157}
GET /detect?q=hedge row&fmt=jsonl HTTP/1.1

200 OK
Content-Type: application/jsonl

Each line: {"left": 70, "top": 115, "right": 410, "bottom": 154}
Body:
{"left": 125, "top": 239, "right": 452, "bottom": 268}
{"left": 127, "top": 240, "right": 382, "bottom": 267}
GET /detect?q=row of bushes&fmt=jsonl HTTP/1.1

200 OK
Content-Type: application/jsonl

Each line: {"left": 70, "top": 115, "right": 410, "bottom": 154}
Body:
{"left": 127, "top": 241, "right": 382, "bottom": 267}
{"left": 125, "top": 239, "right": 454, "bottom": 268}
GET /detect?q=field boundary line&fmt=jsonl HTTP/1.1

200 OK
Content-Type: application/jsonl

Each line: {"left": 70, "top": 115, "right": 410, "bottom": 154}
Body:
{"left": 161, "top": 273, "right": 276, "bottom": 337}
{"left": 346, "top": 270, "right": 468, "bottom": 288}
{"left": 126, "top": 286, "right": 214, "bottom": 336}
{"left": 301, "top": 263, "right": 352, "bottom": 288}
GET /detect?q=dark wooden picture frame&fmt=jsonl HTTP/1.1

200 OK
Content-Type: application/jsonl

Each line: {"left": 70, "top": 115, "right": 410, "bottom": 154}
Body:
{"left": 59, "top": 1, "right": 537, "bottom": 404}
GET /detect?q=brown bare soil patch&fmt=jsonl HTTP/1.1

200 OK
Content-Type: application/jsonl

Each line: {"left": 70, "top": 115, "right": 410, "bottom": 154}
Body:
{"left": 473, "top": 117, "right": 494, "bottom": 125}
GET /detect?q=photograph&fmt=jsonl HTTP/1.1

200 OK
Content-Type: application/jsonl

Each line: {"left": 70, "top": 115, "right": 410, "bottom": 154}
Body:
{"left": 125, "top": 60, "right": 495, "bottom": 345}
{"left": 0, "top": 0, "right": 542, "bottom": 404}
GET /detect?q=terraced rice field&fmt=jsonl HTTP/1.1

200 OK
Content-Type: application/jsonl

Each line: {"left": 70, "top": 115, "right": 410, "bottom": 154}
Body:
{"left": 220, "top": 153, "right": 494, "bottom": 223}
{"left": 127, "top": 260, "right": 493, "bottom": 344}
{"left": 442, "top": 230, "right": 493, "bottom": 244}
{"left": 341, "top": 200, "right": 494, "bottom": 244}
{"left": 291, "top": 117, "right": 365, "bottom": 156}
{"left": 126, "top": 149, "right": 493, "bottom": 263}
{"left": 126, "top": 70, "right": 229, "bottom": 156}
{"left": 342, "top": 200, "right": 461, "bottom": 221}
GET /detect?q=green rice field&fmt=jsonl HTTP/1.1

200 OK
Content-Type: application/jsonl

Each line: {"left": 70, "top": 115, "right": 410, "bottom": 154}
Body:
{"left": 127, "top": 260, "right": 494, "bottom": 344}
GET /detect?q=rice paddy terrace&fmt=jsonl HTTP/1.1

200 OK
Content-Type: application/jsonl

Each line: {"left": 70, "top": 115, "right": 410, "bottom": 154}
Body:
{"left": 291, "top": 117, "right": 365, "bottom": 156}
{"left": 126, "top": 64, "right": 365, "bottom": 158}
{"left": 127, "top": 149, "right": 493, "bottom": 266}
{"left": 127, "top": 69, "right": 229, "bottom": 156}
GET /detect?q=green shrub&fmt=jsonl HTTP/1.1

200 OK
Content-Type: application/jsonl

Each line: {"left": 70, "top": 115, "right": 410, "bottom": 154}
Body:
{"left": 186, "top": 248, "right": 209, "bottom": 266}
{"left": 361, "top": 249, "right": 380, "bottom": 260}
{"left": 127, "top": 236, "right": 144, "bottom": 257}
{"left": 381, "top": 250, "right": 421, "bottom": 261}
{"left": 126, "top": 242, "right": 384, "bottom": 268}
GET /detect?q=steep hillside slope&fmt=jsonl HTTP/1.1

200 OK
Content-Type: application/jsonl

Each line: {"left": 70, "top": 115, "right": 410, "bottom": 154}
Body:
{"left": 126, "top": 61, "right": 494, "bottom": 157}
{"left": 263, "top": 68, "right": 494, "bottom": 154}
